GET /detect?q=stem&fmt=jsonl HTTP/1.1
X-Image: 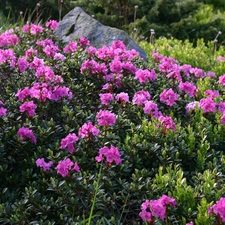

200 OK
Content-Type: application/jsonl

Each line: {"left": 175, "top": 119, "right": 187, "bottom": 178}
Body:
{"left": 87, "top": 163, "right": 102, "bottom": 225}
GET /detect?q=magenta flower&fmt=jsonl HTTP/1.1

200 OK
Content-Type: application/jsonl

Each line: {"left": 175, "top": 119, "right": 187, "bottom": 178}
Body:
{"left": 199, "top": 97, "right": 216, "bottom": 113}
{"left": 122, "top": 62, "right": 137, "bottom": 73}
{"left": 217, "top": 102, "right": 225, "bottom": 113}
{"left": 220, "top": 113, "right": 225, "bottom": 125}
{"left": 56, "top": 158, "right": 80, "bottom": 177}
{"left": 17, "top": 127, "right": 37, "bottom": 144}
{"left": 35, "top": 66, "right": 55, "bottom": 81}
{"left": 217, "top": 56, "right": 225, "bottom": 62}
{"left": 208, "top": 197, "right": 225, "bottom": 222}
{"left": 109, "top": 59, "right": 123, "bottom": 73}
{"left": 218, "top": 74, "right": 225, "bottom": 86}
{"left": 178, "top": 81, "right": 197, "bottom": 97}
{"left": 166, "top": 64, "right": 182, "bottom": 81}
{"left": 186, "top": 222, "right": 194, "bottom": 225}
{"left": 60, "top": 133, "right": 79, "bottom": 153}
{"left": 190, "top": 67, "right": 205, "bottom": 78}
{"left": 99, "top": 93, "right": 114, "bottom": 105}
{"left": 96, "top": 110, "right": 116, "bottom": 127}
{"left": 50, "top": 86, "right": 72, "bottom": 101}
{"left": 63, "top": 41, "right": 77, "bottom": 54}
{"left": 20, "top": 101, "right": 37, "bottom": 117}
{"left": 143, "top": 100, "right": 161, "bottom": 118}
{"left": 95, "top": 145, "right": 122, "bottom": 165}
{"left": 36, "top": 158, "right": 53, "bottom": 171}
{"left": 30, "top": 24, "right": 43, "bottom": 35}
{"left": 159, "top": 115, "right": 176, "bottom": 133}
{"left": 79, "top": 37, "right": 90, "bottom": 47}
{"left": 139, "top": 195, "right": 177, "bottom": 222}
{"left": 17, "top": 57, "right": 30, "bottom": 72}
{"left": 204, "top": 90, "right": 220, "bottom": 99}
{"left": 160, "top": 88, "right": 179, "bottom": 106}
{"left": 0, "top": 107, "right": 7, "bottom": 116}
{"left": 46, "top": 20, "right": 59, "bottom": 30}
{"left": 78, "top": 122, "right": 100, "bottom": 139}
{"left": 29, "top": 82, "right": 51, "bottom": 102}
{"left": 134, "top": 69, "right": 156, "bottom": 84}
{"left": 132, "top": 90, "right": 151, "bottom": 106}
{"left": 115, "top": 92, "right": 129, "bottom": 104}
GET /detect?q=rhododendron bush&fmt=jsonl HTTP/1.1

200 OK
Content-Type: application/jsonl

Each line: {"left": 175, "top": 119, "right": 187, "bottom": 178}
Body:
{"left": 1, "top": 21, "right": 225, "bottom": 225}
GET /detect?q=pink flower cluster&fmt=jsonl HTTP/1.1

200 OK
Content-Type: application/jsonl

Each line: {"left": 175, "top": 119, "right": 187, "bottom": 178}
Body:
{"left": 78, "top": 122, "right": 100, "bottom": 139}
{"left": 17, "top": 127, "right": 37, "bottom": 144}
{"left": 96, "top": 110, "right": 116, "bottom": 127}
{"left": 160, "top": 88, "right": 179, "bottom": 106}
{"left": 0, "top": 101, "right": 7, "bottom": 117}
{"left": 56, "top": 158, "right": 80, "bottom": 177}
{"left": 208, "top": 197, "right": 225, "bottom": 222}
{"left": 134, "top": 68, "right": 156, "bottom": 84}
{"left": 95, "top": 145, "right": 122, "bottom": 165}
{"left": 60, "top": 133, "right": 79, "bottom": 153}
{"left": 0, "top": 29, "right": 20, "bottom": 47}
{"left": 139, "top": 194, "right": 177, "bottom": 223}
{"left": 36, "top": 158, "right": 53, "bottom": 171}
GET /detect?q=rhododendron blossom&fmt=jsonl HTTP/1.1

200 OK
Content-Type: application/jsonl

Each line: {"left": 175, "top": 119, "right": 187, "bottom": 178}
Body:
{"left": 36, "top": 158, "right": 53, "bottom": 171}
{"left": 20, "top": 101, "right": 37, "bottom": 116}
{"left": 56, "top": 158, "right": 80, "bottom": 177}
{"left": 115, "top": 92, "right": 129, "bottom": 104}
{"left": 132, "top": 90, "right": 151, "bottom": 106}
{"left": 159, "top": 115, "right": 176, "bottom": 132}
{"left": 63, "top": 41, "right": 78, "bottom": 54}
{"left": 139, "top": 195, "right": 177, "bottom": 222}
{"left": 186, "top": 222, "right": 194, "bottom": 225}
{"left": 45, "top": 20, "right": 59, "bottom": 30}
{"left": 0, "top": 101, "right": 7, "bottom": 116}
{"left": 134, "top": 69, "right": 156, "bottom": 83}
{"left": 199, "top": 97, "right": 216, "bottom": 113}
{"left": 17, "top": 127, "right": 37, "bottom": 144}
{"left": 99, "top": 93, "right": 114, "bottom": 105}
{"left": 143, "top": 100, "right": 161, "bottom": 118}
{"left": 186, "top": 101, "right": 200, "bottom": 113}
{"left": 60, "top": 133, "right": 79, "bottom": 153}
{"left": 96, "top": 110, "right": 116, "bottom": 127}
{"left": 204, "top": 90, "right": 220, "bottom": 99}
{"left": 160, "top": 88, "right": 179, "bottom": 106}
{"left": 95, "top": 145, "right": 122, "bottom": 165}
{"left": 78, "top": 122, "right": 100, "bottom": 139}
{"left": 178, "top": 81, "right": 197, "bottom": 97}
{"left": 208, "top": 197, "right": 225, "bottom": 222}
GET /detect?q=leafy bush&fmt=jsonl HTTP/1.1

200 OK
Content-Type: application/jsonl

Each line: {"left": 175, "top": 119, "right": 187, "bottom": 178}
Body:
{"left": 1, "top": 21, "right": 225, "bottom": 225}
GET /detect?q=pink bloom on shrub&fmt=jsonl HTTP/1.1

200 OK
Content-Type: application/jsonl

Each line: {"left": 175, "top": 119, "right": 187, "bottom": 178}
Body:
{"left": 152, "top": 52, "right": 163, "bottom": 63}
{"left": 50, "top": 86, "right": 72, "bottom": 101}
{"left": 204, "top": 90, "right": 220, "bottom": 99}
{"left": 56, "top": 158, "right": 80, "bottom": 177}
{"left": 20, "top": 101, "right": 37, "bottom": 117}
{"left": 218, "top": 74, "right": 225, "bottom": 86}
{"left": 166, "top": 64, "right": 182, "bottom": 81}
{"left": 78, "top": 122, "right": 100, "bottom": 139}
{"left": 36, "top": 158, "right": 53, "bottom": 171}
{"left": 95, "top": 145, "right": 122, "bottom": 165}
{"left": 63, "top": 41, "right": 77, "bottom": 54}
{"left": 54, "top": 53, "right": 66, "bottom": 61}
{"left": 96, "top": 110, "right": 116, "bottom": 127}
{"left": 132, "top": 90, "right": 151, "bottom": 106}
{"left": 16, "top": 87, "right": 30, "bottom": 101}
{"left": 160, "top": 88, "right": 179, "bottom": 106}
{"left": 0, "top": 31, "right": 20, "bottom": 47}
{"left": 0, "top": 107, "right": 7, "bottom": 116}
{"left": 46, "top": 20, "right": 59, "bottom": 30}
{"left": 79, "top": 37, "right": 90, "bottom": 47}
{"left": 99, "top": 93, "right": 114, "bottom": 105}
{"left": 60, "top": 133, "right": 79, "bottom": 153}
{"left": 186, "top": 101, "right": 199, "bottom": 113}
{"left": 30, "top": 24, "right": 43, "bottom": 35}
{"left": 17, "top": 57, "right": 30, "bottom": 72}
{"left": 35, "top": 66, "right": 55, "bottom": 81}
{"left": 112, "top": 40, "right": 126, "bottom": 51}
{"left": 134, "top": 69, "right": 156, "bottom": 83}
{"left": 208, "top": 197, "right": 225, "bottom": 222}
{"left": 143, "top": 100, "right": 161, "bottom": 118}
{"left": 30, "top": 57, "right": 44, "bottom": 69}
{"left": 190, "top": 67, "right": 205, "bottom": 78}
{"left": 186, "top": 222, "right": 194, "bottom": 225}
{"left": 217, "top": 56, "right": 225, "bottom": 62}
{"left": 179, "top": 64, "right": 192, "bottom": 77}
{"left": 115, "top": 92, "right": 129, "bottom": 104}
{"left": 139, "top": 195, "right": 177, "bottom": 222}
{"left": 159, "top": 115, "right": 176, "bottom": 132}
{"left": 159, "top": 61, "right": 174, "bottom": 73}
{"left": 178, "top": 81, "right": 197, "bottom": 97}
{"left": 17, "top": 127, "right": 37, "bottom": 143}
{"left": 109, "top": 59, "right": 123, "bottom": 73}
{"left": 22, "top": 24, "right": 30, "bottom": 33}
{"left": 29, "top": 82, "right": 51, "bottom": 102}
{"left": 122, "top": 62, "right": 137, "bottom": 73}
{"left": 217, "top": 102, "right": 225, "bottom": 113}
{"left": 199, "top": 97, "right": 216, "bottom": 113}
{"left": 206, "top": 71, "right": 216, "bottom": 78}
{"left": 220, "top": 114, "right": 225, "bottom": 125}
{"left": 43, "top": 44, "right": 59, "bottom": 57}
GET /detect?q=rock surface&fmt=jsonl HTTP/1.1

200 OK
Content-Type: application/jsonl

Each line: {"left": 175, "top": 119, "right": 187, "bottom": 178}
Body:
{"left": 54, "top": 7, "right": 147, "bottom": 60}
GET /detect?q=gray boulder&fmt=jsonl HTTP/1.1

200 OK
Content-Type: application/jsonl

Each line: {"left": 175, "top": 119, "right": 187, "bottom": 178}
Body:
{"left": 54, "top": 7, "right": 147, "bottom": 60}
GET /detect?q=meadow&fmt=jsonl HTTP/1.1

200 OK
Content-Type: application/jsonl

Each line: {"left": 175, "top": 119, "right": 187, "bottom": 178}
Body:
{"left": 1, "top": 21, "right": 225, "bottom": 225}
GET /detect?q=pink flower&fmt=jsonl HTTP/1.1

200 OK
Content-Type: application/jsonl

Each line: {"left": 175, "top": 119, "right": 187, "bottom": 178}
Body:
{"left": 63, "top": 41, "right": 77, "bottom": 54}
{"left": 79, "top": 37, "right": 90, "bottom": 47}
{"left": 160, "top": 88, "right": 179, "bottom": 106}
{"left": 99, "top": 93, "right": 114, "bottom": 105}
{"left": 115, "top": 92, "right": 129, "bottom": 104}
{"left": 30, "top": 57, "right": 44, "bottom": 69}
{"left": 217, "top": 102, "right": 225, "bottom": 113}
{"left": 20, "top": 101, "right": 37, "bottom": 117}
{"left": 139, "top": 200, "right": 154, "bottom": 223}
{"left": 109, "top": 59, "right": 123, "bottom": 73}
{"left": 95, "top": 145, "right": 122, "bottom": 165}
{"left": 60, "top": 133, "right": 79, "bottom": 153}
{"left": 29, "top": 82, "right": 51, "bottom": 102}
{"left": 50, "top": 86, "right": 72, "bottom": 101}
{"left": 46, "top": 20, "right": 59, "bottom": 30}
{"left": 0, "top": 107, "right": 7, "bottom": 116}
{"left": 219, "top": 74, "right": 225, "bottom": 86}
{"left": 36, "top": 158, "right": 53, "bottom": 171}
{"left": 186, "top": 101, "right": 199, "bottom": 113}
{"left": 208, "top": 197, "right": 225, "bottom": 222}
{"left": 96, "top": 110, "right": 116, "bottom": 127}
{"left": 35, "top": 66, "right": 55, "bottom": 81}
{"left": 220, "top": 114, "right": 225, "bottom": 125}
{"left": 56, "top": 158, "right": 80, "bottom": 177}
{"left": 132, "top": 90, "right": 151, "bottom": 106}
{"left": 122, "top": 62, "right": 137, "bottom": 73}
{"left": 186, "top": 222, "right": 194, "bottom": 225}
{"left": 178, "top": 81, "right": 197, "bottom": 97}
{"left": 143, "top": 100, "right": 161, "bottom": 118}
{"left": 190, "top": 67, "right": 205, "bottom": 78}
{"left": 166, "top": 64, "right": 182, "bottom": 81}
{"left": 159, "top": 115, "right": 176, "bottom": 132}
{"left": 16, "top": 87, "right": 30, "bottom": 101}
{"left": 199, "top": 97, "right": 216, "bottom": 113}
{"left": 78, "top": 122, "right": 100, "bottom": 139}
{"left": 217, "top": 56, "right": 225, "bottom": 62}
{"left": 204, "top": 90, "right": 220, "bottom": 99}
{"left": 134, "top": 69, "right": 156, "bottom": 83}
{"left": 30, "top": 24, "right": 43, "bottom": 35}
{"left": 17, "top": 57, "right": 29, "bottom": 72}
{"left": 17, "top": 127, "right": 37, "bottom": 143}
